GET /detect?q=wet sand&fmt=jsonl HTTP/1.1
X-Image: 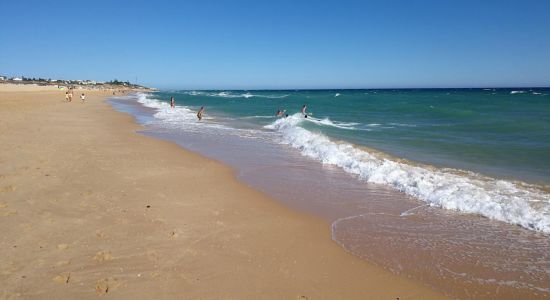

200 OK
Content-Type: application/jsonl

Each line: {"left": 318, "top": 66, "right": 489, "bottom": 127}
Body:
{"left": 0, "top": 85, "right": 445, "bottom": 298}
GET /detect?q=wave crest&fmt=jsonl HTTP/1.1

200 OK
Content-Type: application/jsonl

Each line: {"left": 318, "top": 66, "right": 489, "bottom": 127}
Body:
{"left": 265, "top": 115, "right": 550, "bottom": 233}
{"left": 183, "top": 91, "right": 289, "bottom": 99}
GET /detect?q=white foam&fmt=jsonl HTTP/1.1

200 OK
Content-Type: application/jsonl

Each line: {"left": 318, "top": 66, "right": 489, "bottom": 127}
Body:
{"left": 334, "top": 93, "right": 341, "bottom": 97}
{"left": 265, "top": 114, "right": 550, "bottom": 234}
{"left": 136, "top": 93, "right": 198, "bottom": 126}
{"left": 135, "top": 93, "right": 270, "bottom": 141}
{"left": 184, "top": 90, "right": 289, "bottom": 99}
{"left": 240, "top": 115, "right": 276, "bottom": 119}
{"left": 305, "top": 116, "right": 361, "bottom": 130}
{"left": 389, "top": 123, "right": 417, "bottom": 127}
{"left": 510, "top": 90, "right": 525, "bottom": 94}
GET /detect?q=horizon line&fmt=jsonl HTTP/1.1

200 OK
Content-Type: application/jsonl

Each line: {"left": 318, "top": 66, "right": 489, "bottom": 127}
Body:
{"left": 155, "top": 86, "right": 550, "bottom": 91}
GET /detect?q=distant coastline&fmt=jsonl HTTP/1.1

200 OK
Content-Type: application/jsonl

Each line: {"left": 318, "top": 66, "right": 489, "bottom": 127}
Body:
{"left": 0, "top": 75, "right": 155, "bottom": 91}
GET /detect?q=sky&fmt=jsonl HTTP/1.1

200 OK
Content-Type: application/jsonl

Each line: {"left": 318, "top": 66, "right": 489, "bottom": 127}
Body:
{"left": 1, "top": 0, "right": 549, "bottom": 89}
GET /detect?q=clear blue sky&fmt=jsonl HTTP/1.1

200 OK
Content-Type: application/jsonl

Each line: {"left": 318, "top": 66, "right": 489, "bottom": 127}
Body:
{"left": 1, "top": 0, "right": 549, "bottom": 89}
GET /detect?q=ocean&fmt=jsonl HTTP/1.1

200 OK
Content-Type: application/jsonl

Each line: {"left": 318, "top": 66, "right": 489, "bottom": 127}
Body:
{"left": 110, "top": 88, "right": 550, "bottom": 298}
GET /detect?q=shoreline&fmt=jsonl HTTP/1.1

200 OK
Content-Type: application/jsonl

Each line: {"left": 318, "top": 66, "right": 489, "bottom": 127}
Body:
{"left": 0, "top": 84, "right": 445, "bottom": 298}
{"left": 114, "top": 91, "right": 550, "bottom": 299}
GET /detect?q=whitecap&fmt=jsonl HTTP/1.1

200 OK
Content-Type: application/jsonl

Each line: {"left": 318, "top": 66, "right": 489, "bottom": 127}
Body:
{"left": 304, "top": 116, "right": 363, "bottom": 130}
{"left": 264, "top": 114, "right": 550, "bottom": 234}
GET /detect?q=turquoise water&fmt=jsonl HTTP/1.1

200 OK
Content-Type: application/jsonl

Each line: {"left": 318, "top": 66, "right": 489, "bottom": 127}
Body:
{"left": 135, "top": 89, "right": 550, "bottom": 234}
{"left": 112, "top": 90, "right": 550, "bottom": 298}
{"left": 154, "top": 88, "right": 550, "bottom": 184}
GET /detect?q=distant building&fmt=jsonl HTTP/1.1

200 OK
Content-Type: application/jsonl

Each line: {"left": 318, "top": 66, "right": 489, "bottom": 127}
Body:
{"left": 0, "top": 76, "right": 5, "bottom": 81}
{"left": 12, "top": 77, "right": 22, "bottom": 81}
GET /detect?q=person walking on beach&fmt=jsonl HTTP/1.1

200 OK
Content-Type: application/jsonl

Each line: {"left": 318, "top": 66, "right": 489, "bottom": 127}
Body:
{"left": 170, "top": 97, "right": 175, "bottom": 108}
{"left": 68, "top": 89, "right": 73, "bottom": 102}
{"left": 80, "top": 93, "right": 86, "bottom": 103}
{"left": 197, "top": 106, "right": 204, "bottom": 121}
{"left": 65, "top": 91, "right": 70, "bottom": 102}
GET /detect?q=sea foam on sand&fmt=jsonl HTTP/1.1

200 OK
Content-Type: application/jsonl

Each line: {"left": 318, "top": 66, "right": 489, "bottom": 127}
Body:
{"left": 265, "top": 114, "right": 550, "bottom": 234}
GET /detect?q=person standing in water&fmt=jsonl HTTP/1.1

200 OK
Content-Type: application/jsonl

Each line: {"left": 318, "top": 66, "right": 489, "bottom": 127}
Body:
{"left": 301, "top": 104, "right": 307, "bottom": 117}
{"left": 170, "top": 97, "right": 175, "bottom": 108}
{"left": 276, "top": 109, "right": 286, "bottom": 117}
{"left": 197, "top": 106, "right": 204, "bottom": 121}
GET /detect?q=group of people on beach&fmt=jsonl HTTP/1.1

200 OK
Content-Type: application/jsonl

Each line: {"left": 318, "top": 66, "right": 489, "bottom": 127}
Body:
{"left": 170, "top": 96, "right": 205, "bottom": 121}
{"left": 169, "top": 96, "right": 309, "bottom": 122}
{"left": 276, "top": 104, "right": 308, "bottom": 118}
{"left": 64, "top": 88, "right": 85, "bottom": 103}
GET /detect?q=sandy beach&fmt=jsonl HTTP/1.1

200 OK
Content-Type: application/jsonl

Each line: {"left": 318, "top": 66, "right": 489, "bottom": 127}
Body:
{"left": 0, "top": 84, "right": 445, "bottom": 299}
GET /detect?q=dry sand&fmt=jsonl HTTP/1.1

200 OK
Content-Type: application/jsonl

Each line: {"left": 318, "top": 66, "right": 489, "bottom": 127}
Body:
{"left": 0, "top": 84, "right": 62, "bottom": 92}
{"left": 0, "top": 84, "right": 446, "bottom": 299}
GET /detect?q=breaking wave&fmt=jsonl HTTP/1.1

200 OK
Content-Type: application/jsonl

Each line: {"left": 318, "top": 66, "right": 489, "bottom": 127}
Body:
{"left": 265, "top": 114, "right": 550, "bottom": 234}
{"left": 183, "top": 90, "right": 289, "bottom": 99}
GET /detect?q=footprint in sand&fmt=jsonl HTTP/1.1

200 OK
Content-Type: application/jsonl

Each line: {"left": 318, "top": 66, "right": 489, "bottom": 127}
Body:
{"left": 1, "top": 261, "right": 20, "bottom": 275}
{"left": 0, "top": 202, "right": 14, "bottom": 217}
{"left": 2, "top": 210, "right": 17, "bottom": 217}
{"left": 95, "top": 279, "right": 109, "bottom": 294}
{"left": 80, "top": 190, "right": 93, "bottom": 197}
{"left": 95, "top": 278, "right": 121, "bottom": 294}
{"left": 0, "top": 185, "right": 16, "bottom": 193}
{"left": 95, "top": 230, "right": 108, "bottom": 240}
{"left": 53, "top": 273, "right": 71, "bottom": 284}
{"left": 93, "top": 251, "right": 114, "bottom": 262}
{"left": 146, "top": 250, "right": 159, "bottom": 262}
{"left": 56, "top": 260, "right": 71, "bottom": 267}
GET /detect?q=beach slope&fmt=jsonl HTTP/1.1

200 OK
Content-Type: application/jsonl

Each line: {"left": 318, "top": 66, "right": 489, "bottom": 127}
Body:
{"left": 0, "top": 85, "right": 445, "bottom": 299}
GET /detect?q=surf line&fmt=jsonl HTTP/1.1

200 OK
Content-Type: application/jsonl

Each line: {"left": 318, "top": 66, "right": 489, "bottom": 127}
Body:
{"left": 331, "top": 212, "right": 397, "bottom": 239}
{"left": 399, "top": 204, "right": 429, "bottom": 217}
